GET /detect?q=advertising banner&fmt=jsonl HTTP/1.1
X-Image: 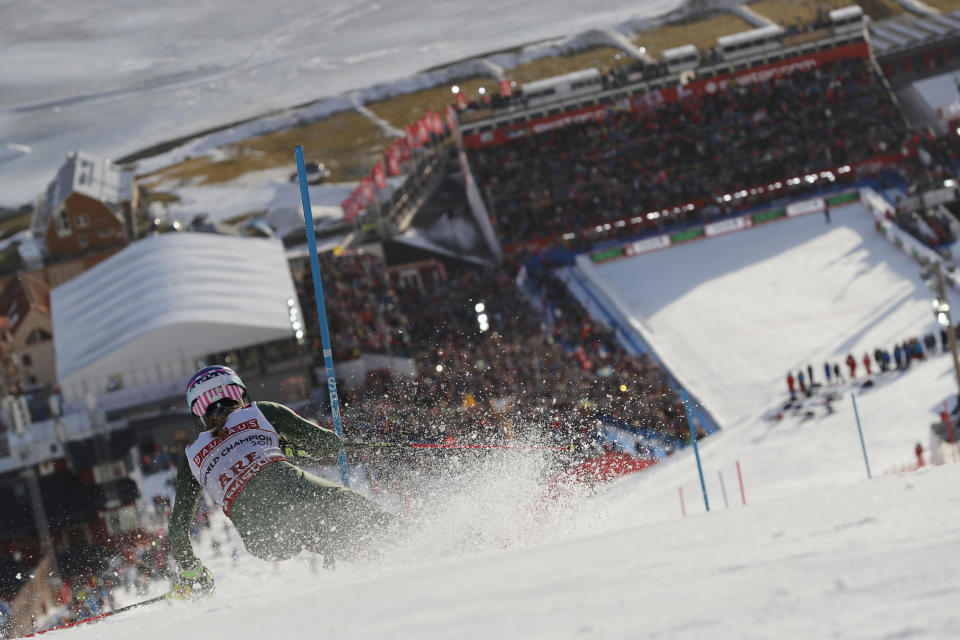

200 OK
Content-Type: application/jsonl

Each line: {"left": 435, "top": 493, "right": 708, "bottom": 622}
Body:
{"left": 786, "top": 197, "right": 825, "bottom": 217}
{"left": 590, "top": 246, "right": 626, "bottom": 263}
{"left": 704, "top": 216, "right": 751, "bottom": 237}
{"left": 671, "top": 227, "right": 705, "bottom": 245}
{"left": 625, "top": 234, "right": 671, "bottom": 256}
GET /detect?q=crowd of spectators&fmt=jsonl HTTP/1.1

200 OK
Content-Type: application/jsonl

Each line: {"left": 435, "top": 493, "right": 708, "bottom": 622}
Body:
{"left": 467, "top": 58, "right": 909, "bottom": 248}
{"left": 785, "top": 325, "right": 959, "bottom": 414}
{"left": 293, "top": 252, "right": 697, "bottom": 462}
{"left": 295, "top": 254, "right": 412, "bottom": 363}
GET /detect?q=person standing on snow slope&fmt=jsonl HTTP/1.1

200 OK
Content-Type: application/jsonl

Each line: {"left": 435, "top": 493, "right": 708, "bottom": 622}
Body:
{"left": 167, "top": 365, "right": 399, "bottom": 599}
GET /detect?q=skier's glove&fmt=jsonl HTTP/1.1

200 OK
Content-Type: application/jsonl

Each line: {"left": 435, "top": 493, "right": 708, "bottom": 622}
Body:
{"left": 280, "top": 438, "right": 310, "bottom": 459}
{"left": 170, "top": 562, "right": 214, "bottom": 601}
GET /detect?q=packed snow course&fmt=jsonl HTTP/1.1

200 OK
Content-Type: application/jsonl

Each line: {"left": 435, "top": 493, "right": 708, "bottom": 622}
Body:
{"left": 41, "top": 200, "right": 960, "bottom": 639}
{"left": 0, "top": 0, "right": 684, "bottom": 206}
{"left": 575, "top": 201, "right": 960, "bottom": 513}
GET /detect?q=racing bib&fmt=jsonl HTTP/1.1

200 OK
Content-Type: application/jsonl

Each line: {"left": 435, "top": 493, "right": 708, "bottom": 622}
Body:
{"left": 185, "top": 402, "right": 286, "bottom": 515}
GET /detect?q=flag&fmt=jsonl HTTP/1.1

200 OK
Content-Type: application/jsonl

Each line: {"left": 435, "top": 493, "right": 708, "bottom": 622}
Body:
{"left": 500, "top": 79, "right": 513, "bottom": 97}
{"left": 340, "top": 196, "right": 359, "bottom": 224}
{"left": 455, "top": 90, "right": 467, "bottom": 109}
{"left": 385, "top": 145, "right": 400, "bottom": 176}
{"left": 361, "top": 176, "right": 374, "bottom": 202}
{"left": 372, "top": 161, "right": 386, "bottom": 190}
{"left": 416, "top": 117, "right": 430, "bottom": 145}
{"left": 396, "top": 136, "right": 412, "bottom": 162}
{"left": 428, "top": 109, "right": 443, "bottom": 135}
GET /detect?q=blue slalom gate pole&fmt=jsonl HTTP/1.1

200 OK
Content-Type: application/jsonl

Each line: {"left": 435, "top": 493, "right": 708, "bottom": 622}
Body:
{"left": 850, "top": 393, "right": 872, "bottom": 479}
{"left": 295, "top": 145, "right": 350, "bottom": 487}
{"left": 682, "top": 388, "right": 709, "bottom": 512}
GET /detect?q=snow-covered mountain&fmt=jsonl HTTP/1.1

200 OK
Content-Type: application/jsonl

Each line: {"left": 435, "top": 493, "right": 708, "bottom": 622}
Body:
{"left": 0, "top": 0, "right": 684, "bottom": 206}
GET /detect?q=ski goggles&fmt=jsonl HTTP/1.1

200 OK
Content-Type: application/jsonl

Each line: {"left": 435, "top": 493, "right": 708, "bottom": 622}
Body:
{"left": 190, "top": 383, "right": 245, "bottom": 417}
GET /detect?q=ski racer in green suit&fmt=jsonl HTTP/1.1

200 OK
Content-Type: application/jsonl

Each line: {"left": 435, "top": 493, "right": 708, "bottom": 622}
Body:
{"left": 168, "top": 365, "right": 397, "bottom": 599}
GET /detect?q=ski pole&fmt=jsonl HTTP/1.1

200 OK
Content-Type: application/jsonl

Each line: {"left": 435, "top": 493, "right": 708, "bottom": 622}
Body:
{"left": 22, "top": 592, "right": 171, "bottom": 637}
{"left": 345, "top": 441, "right": 576, "bottom": 452}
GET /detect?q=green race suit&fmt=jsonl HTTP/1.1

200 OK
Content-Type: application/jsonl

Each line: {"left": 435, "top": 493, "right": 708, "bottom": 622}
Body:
{"left": 169, "top": 401, "right": 394, "bottom": 567}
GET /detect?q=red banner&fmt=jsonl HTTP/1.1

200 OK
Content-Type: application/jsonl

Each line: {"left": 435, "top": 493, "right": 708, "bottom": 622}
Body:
{"left": 360, "top": 176, "right": 374, "bottom": 202}
{"left": 340, "top": 195, "right": 360, "bottom": 224}
{"left": 372, "top": 160, "right": 386, "bottom": 190}
{"left": 385, "top": 145, "right": 400, "bottom": 176}
{"left": 500, "top": 79, "right": 513, "bottom": 98}
{"left": 398, "top": 137, "right": 412, "bottom": 162}
{"left": 424, "top": 109, "right": 438, "bottom": 136}
{"left": 455, "top": 90, "right": 467, "bottom": 110}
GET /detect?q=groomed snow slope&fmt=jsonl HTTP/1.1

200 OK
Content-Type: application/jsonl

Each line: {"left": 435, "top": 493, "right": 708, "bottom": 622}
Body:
{"left": 578, "top": 202, "right": 960, "bottom": 510}
{"left": 52, "top": 464, "right": 960, "bottom": 639}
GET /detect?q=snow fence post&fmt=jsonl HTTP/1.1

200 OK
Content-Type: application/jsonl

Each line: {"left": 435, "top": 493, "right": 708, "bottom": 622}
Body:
{"left": 682, "top": 388, "right": 709, "bottom": 512}
{"left": 295, "top": 145, "right": 350, "bottom": 487}
{"left": 736, "top": 460, "right": 746, "bottom": 505}
{"left": 850, "top": 392, "right": 871, "bottom": 479}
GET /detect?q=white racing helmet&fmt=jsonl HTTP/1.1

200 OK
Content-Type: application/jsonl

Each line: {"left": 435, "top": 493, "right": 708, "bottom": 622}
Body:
{"left": 186, "top": 365, "right": 249, "bottom": 431}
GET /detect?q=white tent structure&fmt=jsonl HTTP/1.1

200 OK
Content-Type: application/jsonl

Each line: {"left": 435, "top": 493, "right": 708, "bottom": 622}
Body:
{"left": 51, "top": 233, "right": 302, "bottom": 402}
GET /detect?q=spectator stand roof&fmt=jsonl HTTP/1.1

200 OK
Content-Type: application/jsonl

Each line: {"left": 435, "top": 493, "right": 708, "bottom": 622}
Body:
{"left": 896, "top": 69, "right": 960, "bottom": 134}
{"left": 870, "top": 11, "right": 960, "bottom": 54}
{"left": 51, "top": 232, "right": 301, "bottom": 401}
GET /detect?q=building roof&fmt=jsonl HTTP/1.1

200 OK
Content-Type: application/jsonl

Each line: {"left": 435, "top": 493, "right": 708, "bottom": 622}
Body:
{"left": 0, "top": 272, "right": 50, "bottom": 336}
{"left": 51, "top": 233, "right": 301, "bottom": 391}
{"left": 870, "top": 11, "right": 960, "bottom": 56}
{"left": 32, "top": 151, "right": 134, "bottom": 237}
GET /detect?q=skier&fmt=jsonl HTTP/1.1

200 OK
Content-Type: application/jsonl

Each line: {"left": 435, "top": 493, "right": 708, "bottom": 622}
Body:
{"left": 168, "top": 365, "right": 398, "bottom": 599}
{"left": 786, "top": 372, "right": 796, "bottom": 399}
{"left": 862, "top": 352, "right": 872, "bottom": 376}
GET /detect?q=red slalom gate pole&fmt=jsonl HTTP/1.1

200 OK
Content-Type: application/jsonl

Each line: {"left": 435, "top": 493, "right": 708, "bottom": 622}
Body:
{"left": 736, "top": 460, "right": 746, "bottom": 505}
{"left": 23, "top": 592, "right": 170, "bottom": 636}
{"left": 943, "top": 401, "right": 954, "bottom": 445}
{"left": 347, "top": 441, "right": 574, "bottom": 453}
